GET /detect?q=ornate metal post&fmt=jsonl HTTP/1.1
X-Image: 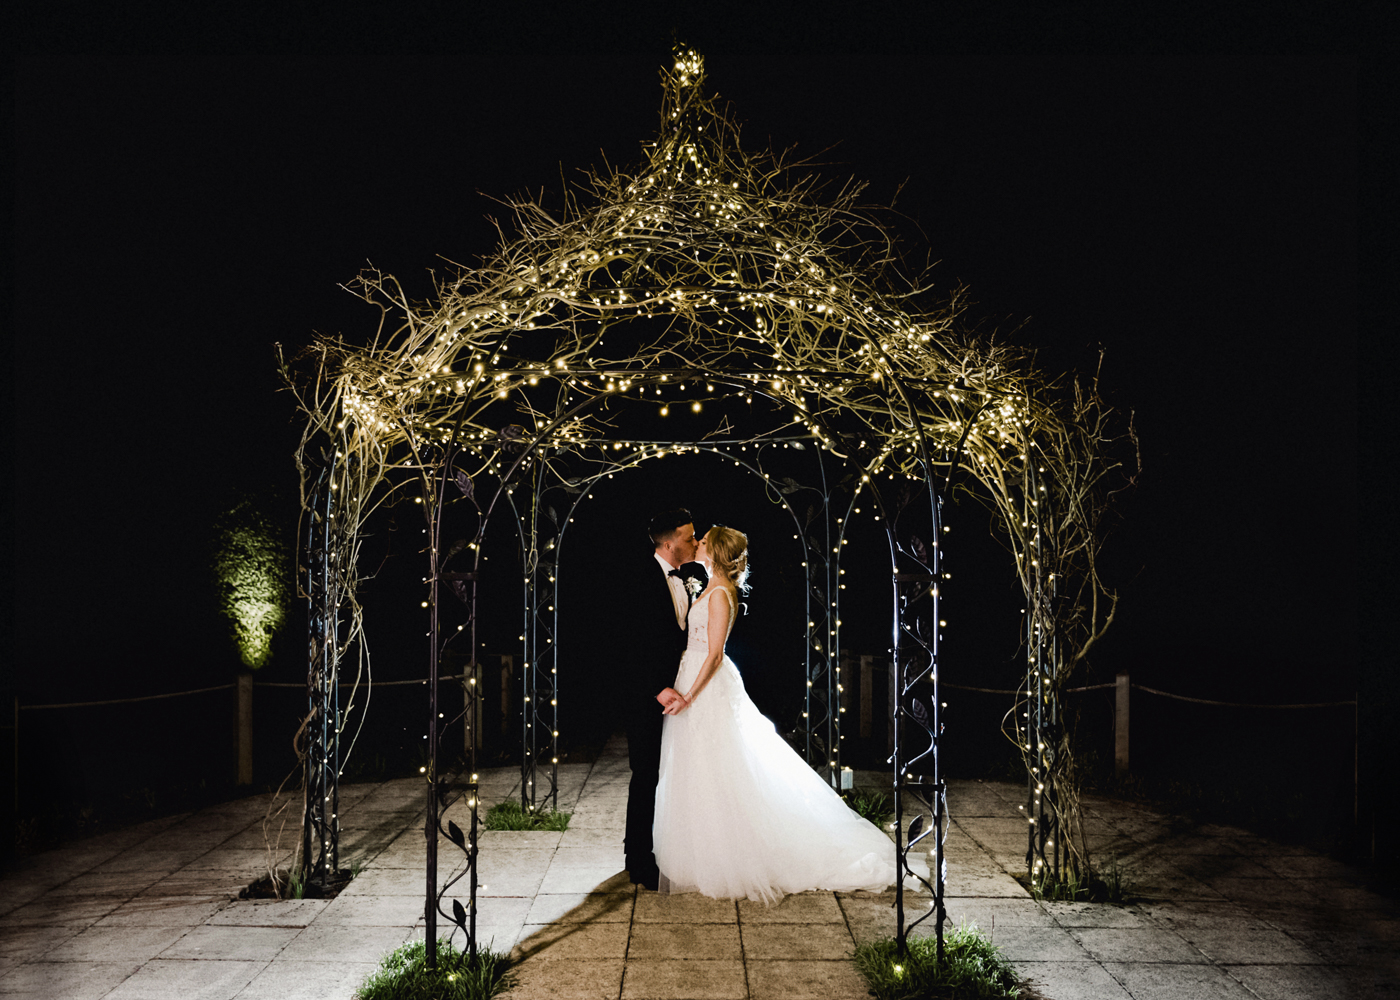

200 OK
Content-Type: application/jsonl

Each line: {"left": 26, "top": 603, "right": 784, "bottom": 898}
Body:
{"left": 303, "top": 456, "right": 342, "bottom": 887}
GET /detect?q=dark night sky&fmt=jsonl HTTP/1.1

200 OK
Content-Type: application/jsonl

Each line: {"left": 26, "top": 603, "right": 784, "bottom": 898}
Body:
{"left": 10, "top": 52, "right": 1358, "bottom": 792}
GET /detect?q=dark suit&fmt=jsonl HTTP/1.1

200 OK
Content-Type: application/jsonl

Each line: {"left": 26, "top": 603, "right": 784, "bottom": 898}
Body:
{"left": 622, "top": 553, "right": 702, "bottom": 878}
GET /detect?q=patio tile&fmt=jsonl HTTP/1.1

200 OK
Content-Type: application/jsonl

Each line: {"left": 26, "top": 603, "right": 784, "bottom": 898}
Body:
{"left": 179, "top": 849, "right": 276, "bottom": 872}
{"left": 1102, "top": 961, "right": 1259, "bottom": 998}
{"left": 0, "top": 922, "right": 89, "bottom": 964}
{"left": 944, "top": 868, "right": 1031, "bottom": 897}
{"left": 1039, "top": 901, "right": 1151, "bottom": 929}
{"left": 634, "top": 892, "right": 736, "bottom": 924}
{"left": 1017, "top": 961, "right": 1134, "bottom": 999}
{"left": 162, "top": 921, "right": 301, "bottom": 961}
{"left": 740, "top": 921, "right": 853, "bottom": 960}
{"left": 980, "top": 924, "right": 1092, "bottom": 962}
{"left": 746, "top": 959, "right": 870, "bottom": 1000}
{"left": 1070, "top": 926, "right": 1206, "bottom": 964}
{"left": 513, "top": 921, "right": 630, "bottom": 961}
{"left": 621, "top": 959, "right": 746, "bottom": 1000}
{"left": 502, "top": 957, "right": 624, "bottom": 1000}
{"left": 737, "top": 892, "right": 843, "bottom": 923}
{"left": 93, "top": 895, "right": 227, "bottom": 927}
{"left": 943, "top": 897, "right": 1057, "bottom": 929}
{"left": 90, "top": 850, "right": 208, "bottom": 876}
{"left": 538, "top": 867, "right": 631, "bottom": 895}
{"left": 234, "top": 959, "right": 379, "bottom": 1000}
{"left": 478, "top": 830, "right": 563, "bottom": 849}
{"left": 1175, "top": 923, "right": 1326, "bottom": 965}
{"left": 0, "top": 893, "right": 126, "bottom": 928}
{"left": 43, "top": 924, "right": 190, "bottom": 963}
{"left": 528, "top": 892, "right": 635, "bottom": 924}
{"left": 103, "top": 958, "right": 269, "bottom": 999}
{"left": 0, "top": 959, "right": 140, "bottom": 999}
{"left": 44, "top": 873, "right": 165, "bottom": 896}
{"left": 276, "top": 923, "right": 411, "bottom": 963}
{"left": 548, "top": 847, "right": 626, "bottom": 869}
{"left": 208, "top": 899, "right": 330, "bottom": 927}
{"left": 628, "top": 923, "right": 742, "bottom": 960}
{"left": 1223, "top": 962, "right": 1377, "bottom": 1000}
{"left": 556, "top": 829, "right": 626, "bottom": 849}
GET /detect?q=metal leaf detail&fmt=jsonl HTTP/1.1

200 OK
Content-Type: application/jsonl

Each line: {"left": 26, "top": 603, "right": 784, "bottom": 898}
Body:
{"left": 778, "top": 476, "right": 803, "bottom": 495}
{"left": 910, "top": 697, "right": 930, "bottom": 729}
{"left": 908, "top": 813, "right": 925, "bottom": 843}
{"left": 911, "top": 535, "right": 928, "bottom": 566}
{"left": 450, "top": 579, "right": 471, "bottom": 605}
{"left": 452, "top": 897, "right": 468, "bottom": 930}
{"left": 447, "top": 820, "right": 465, "bottom": 849}
{"left": 455, "top": 470, "right": 473, "bottom": 499}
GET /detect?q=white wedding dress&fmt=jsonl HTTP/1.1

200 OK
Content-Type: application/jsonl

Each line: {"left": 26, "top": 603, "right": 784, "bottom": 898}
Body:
{"left": 653, "top": 586, "right": 905, "bottom": 903}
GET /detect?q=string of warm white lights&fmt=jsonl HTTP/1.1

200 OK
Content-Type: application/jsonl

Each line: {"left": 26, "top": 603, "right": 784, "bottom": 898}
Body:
{"left": 284, "top": 46, "right": 1134, "bottom": 947}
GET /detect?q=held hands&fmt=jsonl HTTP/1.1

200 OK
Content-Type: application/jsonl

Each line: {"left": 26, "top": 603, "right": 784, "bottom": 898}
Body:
{"left": 656, "top": 687, "right": 691, "bottom": 715}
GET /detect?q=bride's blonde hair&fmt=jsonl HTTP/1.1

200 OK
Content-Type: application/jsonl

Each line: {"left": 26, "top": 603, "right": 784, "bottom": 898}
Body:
{"left": 705, "top": 525, "right": 750, "bottom": 593}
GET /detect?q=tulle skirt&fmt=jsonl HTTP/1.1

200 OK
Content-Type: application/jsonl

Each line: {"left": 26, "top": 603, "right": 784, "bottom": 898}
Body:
{"left": 653, "top": 649, "right": 903, "bottom": 903}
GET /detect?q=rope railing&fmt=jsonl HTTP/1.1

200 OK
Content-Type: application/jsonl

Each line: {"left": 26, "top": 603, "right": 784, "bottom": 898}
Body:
{"left": 20, "top": 673, "right": 1355, "bottom": 711}
{"left": 16, "top": 674, "right": 475, "bottom": 710}
{"left": 940, "top": 679, "right": 1355, "bottom": 708}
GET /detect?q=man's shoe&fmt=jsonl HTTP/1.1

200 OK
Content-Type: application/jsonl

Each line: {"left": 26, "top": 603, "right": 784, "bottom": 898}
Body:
{"left": 627, "top": 861, "right": 660, "bottom": 891}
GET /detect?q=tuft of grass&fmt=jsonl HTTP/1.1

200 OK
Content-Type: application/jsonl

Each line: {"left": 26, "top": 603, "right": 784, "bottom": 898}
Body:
{"left": 484, "top": 800, "right": 571, "bottom": 832}
{"left": 1021, "top": 857, "right": 1130, "bottom": 904}
{"left": 854, "top": 923, "right": 1022, "bottom": 1000}
{"left": 843, "top": 789, "right": 896, "bottom": 828}
{"left": 358, "top": 937, "right": 512, "bottom": 1000}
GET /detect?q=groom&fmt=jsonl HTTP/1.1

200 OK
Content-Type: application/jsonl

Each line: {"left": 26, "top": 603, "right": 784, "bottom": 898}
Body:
{"left": 623, "top": 509, "right": 707, "bottom": 890}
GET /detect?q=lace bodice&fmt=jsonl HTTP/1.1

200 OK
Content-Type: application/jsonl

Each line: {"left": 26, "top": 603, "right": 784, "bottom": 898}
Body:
{"left": 686, "top": 586, "right": 735, "bottom": 655}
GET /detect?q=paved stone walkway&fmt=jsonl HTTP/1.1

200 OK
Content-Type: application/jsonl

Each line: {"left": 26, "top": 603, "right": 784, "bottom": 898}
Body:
{"left": 1, "top": 734, "right": 1396, "bottom": 998}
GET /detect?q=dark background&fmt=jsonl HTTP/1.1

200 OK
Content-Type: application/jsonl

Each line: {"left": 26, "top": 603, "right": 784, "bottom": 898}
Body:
{"left": 8, "top": 45, "right": 1374, "bottom": 858}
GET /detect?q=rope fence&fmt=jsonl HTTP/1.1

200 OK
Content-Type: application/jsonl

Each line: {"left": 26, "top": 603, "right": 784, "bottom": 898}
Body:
{"left": 942, "top": 679, "right": 1356, "bottom": 709}
{"left": 16, "top": 674, "right": 475, "bottom": 710}
{"left": 19, "top": 674, "right": 1354, "bottom": 712}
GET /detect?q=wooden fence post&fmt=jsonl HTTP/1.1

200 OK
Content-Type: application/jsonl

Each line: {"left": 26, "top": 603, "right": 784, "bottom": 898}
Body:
{"left": 463, "top": 661, "right": 482, "bottom": 754}
{"left": 1114, "top": 671, "right": 1130, "bottom": 778}
{"left": 500, "top": 654, "right": 514, "bottom": 741}
{"left": 859, "top": 654, "right": 874, "bottom": 739}
{"left": 236, "top": 672, "right": 253, "bottom": 785}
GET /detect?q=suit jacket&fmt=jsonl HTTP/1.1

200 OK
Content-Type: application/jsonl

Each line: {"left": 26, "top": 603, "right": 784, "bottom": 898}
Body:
{"left": 623, "top": 553, "right": 701, "bottom": 699}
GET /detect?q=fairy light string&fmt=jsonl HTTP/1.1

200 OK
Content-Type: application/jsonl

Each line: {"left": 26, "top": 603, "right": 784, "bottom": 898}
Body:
{"left": 284, "top": 46, "right": 1135, "bottom": 959}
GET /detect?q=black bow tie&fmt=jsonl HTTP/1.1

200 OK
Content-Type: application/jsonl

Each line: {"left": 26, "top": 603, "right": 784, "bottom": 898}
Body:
{"left": 668, "top": 568, "right": 684, "bottom": 578}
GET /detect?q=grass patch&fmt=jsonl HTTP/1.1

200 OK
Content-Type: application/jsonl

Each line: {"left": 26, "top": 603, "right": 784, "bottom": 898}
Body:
{"left": 1016, "top": 857, "right": 1130, "bottom": 904}
{"left": 854, "top": 924, "right": 1023, "bottom": 1000}
{"left": 842, "top": 789, "right": 896, "bottom": 828}
{"left": 483, "top": 800, "right": 571, "bottom": 832}
{"left": 358, "top": 937, "right": 512, "bottom": 1000}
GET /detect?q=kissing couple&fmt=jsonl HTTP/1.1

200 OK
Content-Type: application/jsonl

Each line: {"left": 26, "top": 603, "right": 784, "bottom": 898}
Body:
{"left": 622, "top": 508, "right": 906, "bottom": 903}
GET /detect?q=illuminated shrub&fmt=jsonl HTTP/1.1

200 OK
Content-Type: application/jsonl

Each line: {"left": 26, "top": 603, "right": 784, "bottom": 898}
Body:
{"left": 212, "top": 498, "right": 290, "bottom": 669}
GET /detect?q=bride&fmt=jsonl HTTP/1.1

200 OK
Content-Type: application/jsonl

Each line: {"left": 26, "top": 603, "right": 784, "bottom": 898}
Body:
{"left": 652, "top": 525, "right": 906, "bottom": 903}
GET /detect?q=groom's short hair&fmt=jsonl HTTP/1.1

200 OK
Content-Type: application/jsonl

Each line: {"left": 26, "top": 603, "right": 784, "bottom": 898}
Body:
{"left": 649, "top": 508, "right": 693, "bottom": 547}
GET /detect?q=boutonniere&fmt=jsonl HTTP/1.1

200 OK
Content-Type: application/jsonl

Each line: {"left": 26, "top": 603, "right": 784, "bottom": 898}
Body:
{"left": 684, "top": 576, "right": 704, "bottom": 598}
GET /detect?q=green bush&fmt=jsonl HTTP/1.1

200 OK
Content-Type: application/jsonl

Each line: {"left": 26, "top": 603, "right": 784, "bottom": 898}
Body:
{"left": 484, "top": 800, "right": 571, "bottom": 831}
{"left": 843, "top": 789, "right": 896, "bottom": 827}
{"left": 854, "top": 924, "right": 1022, "bottom": 1000}
{"left": 357, "top": 937, "right": 512, "bottom": 1000}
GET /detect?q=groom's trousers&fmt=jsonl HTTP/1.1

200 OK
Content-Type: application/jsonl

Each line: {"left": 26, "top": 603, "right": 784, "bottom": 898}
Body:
{"left": 624, "top": 692, "right": 665, "bottom": 873}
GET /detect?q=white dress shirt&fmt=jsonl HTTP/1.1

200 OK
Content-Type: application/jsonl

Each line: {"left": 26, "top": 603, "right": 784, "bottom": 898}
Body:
{"left": 654, "top": 551, "right": 689, "bottom": 629}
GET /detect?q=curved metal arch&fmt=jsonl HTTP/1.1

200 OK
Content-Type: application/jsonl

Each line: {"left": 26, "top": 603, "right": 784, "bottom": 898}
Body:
{"left": 407, "top": 365, "right": 971, "bottom": 965}
{"left": 530, "top": 437, "right": 848, "bottom": 779}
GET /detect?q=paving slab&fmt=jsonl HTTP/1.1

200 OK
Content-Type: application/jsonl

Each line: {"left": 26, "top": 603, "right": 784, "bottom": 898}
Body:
{"left": 0, "top": 959, "right": 141, "bottom": 999}
{"left": 102, "top": 957, "right": 270, "bottom": 999}
{"left": 3, "top": 744, "right": 1397, "bottom": 999}
{"left": 235, "top": 959, "right": 380, "bottom": 1000}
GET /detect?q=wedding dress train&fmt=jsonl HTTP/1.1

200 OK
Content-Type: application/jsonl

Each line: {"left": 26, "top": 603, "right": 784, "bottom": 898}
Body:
{"left": 653, "top": 586, "right": 907, "bottom": 903}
